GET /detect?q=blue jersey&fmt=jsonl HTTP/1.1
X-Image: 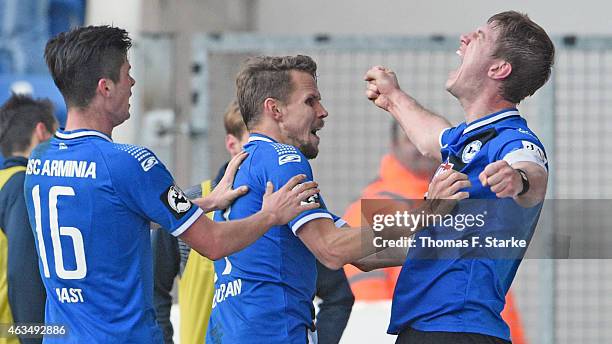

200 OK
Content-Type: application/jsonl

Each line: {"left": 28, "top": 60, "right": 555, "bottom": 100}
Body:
{"left": 389, "top": 108, "right": 548, "bottom": 340}
{"left": 207, "top": 133, "right": 344, "bottom": 344}
{"left": 24, "top": 129, "right": 203, "bottom": 343}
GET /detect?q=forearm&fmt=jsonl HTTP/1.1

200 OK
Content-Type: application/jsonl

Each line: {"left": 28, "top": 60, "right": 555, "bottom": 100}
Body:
{"left": 512, "top": 162, "right": 548, "bottom": 208}
{"left": 387, "top": 90, "right": 451, "bottom": 161}
{"left": 352, "top": 246, "right": 408, "bottom": 272}
{"left": 192, "top": 197, "right": 217, "bottom": 213}
{"left": 182, "top": 210, "right": 277, "bottom": 260}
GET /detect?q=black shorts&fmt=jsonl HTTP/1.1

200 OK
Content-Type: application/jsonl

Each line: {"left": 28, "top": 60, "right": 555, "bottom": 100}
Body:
{"left": 395, "top": 327, "right": 512, "bottom": 344}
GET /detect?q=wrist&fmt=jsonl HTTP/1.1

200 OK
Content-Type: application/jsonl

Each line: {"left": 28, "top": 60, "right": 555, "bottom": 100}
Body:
{"left": 258, "top": 209, "right": 279, "bottom": 227}
{"left": 515, "top": 168, "right": 530, "bottom": 197}
{"left": 199, "top": 196, "right": 218, "bottom": 213}
{"left": 387, "top": 89, "right": 413, "bottom": 112}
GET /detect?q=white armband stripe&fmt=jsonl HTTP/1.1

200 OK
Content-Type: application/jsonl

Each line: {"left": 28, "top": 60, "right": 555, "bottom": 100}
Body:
{"left": 171, "top": 207, "right": 204, "bottom": 237}
{"left": 503, "top": 148, "right": 548, "bottom": 171}
{"left": 291, "top": 213, "right": 333, "bottom": 235}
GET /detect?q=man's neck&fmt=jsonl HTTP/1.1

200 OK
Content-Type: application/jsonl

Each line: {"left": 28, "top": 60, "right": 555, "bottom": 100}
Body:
{"left": 460, "top": 96, "right": 516, "bottom": 124}
{"left": 249, "top": 125, "right": 285, "bottom": 144}
{"left": 64, "top": 106, "right": 113, "bottom": 138}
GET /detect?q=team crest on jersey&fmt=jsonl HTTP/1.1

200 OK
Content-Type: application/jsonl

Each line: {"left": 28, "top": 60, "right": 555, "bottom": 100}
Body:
{"left": 461, "top": 140, "right": 482, "bottom": 163}
{"left": 161, "top": 185, "right": 192, "bottom": 219}
{"left": 301, "top": 193, "right": 321, "bottom": 206}
{"left": 278, "top": 154, "right": 301, "bottom": 165}
{"left": 141, "top": 156, "right": 159, "bottom": 172}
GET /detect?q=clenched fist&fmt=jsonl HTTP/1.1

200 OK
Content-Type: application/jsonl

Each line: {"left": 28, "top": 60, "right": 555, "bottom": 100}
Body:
{"left": 479, "top": 160, "right": 524, "bottom": 198}
{"left": 364, "top": 65, "right": 402, "bottom": 111}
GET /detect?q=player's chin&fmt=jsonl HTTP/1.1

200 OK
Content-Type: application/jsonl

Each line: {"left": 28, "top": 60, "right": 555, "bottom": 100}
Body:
{"left": 301, "top": 142, "right": 319, "bottom": 160}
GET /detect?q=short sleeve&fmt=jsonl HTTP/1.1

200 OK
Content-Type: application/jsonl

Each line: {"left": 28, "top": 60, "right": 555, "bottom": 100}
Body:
{"left": 331, "top": 214, "right": 347, "bottom": 228}
{"left": 259, "top": 144, "right": 335, "bottom": 235}
{"left": 498, "top": 139, "right": 548, "bottom": 171}
{"left": 439, "top": 125, "right": 463, "bottom": 148}
{"left": 107, "top": 145, "right": 203, "bottom": 237}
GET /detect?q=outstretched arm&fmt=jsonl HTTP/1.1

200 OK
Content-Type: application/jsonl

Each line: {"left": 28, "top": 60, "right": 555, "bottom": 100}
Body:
{"left": 298, "top": 170, "right": 471, "bottom": 270}
{"left": 364, "top": 66, "right": 451, "bottom": 161}
{"left": 351, "top": 245, "right": 409, "bottom": 272}
{"left": 180, "top": 174, "right": 320, "bottom": 260}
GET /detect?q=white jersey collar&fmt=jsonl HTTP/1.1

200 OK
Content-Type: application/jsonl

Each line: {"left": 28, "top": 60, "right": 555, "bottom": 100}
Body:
{"left": 55, "top": 129, "right": 113, "bottom": 142}
{"left": 248, "top": 133, "right": 276, "bottom": 143}
{"left": 463, "top": 108, "right": 520, "bottom": 134}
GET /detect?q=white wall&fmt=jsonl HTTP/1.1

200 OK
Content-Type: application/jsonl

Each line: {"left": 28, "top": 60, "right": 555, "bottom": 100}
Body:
{"left": 256, "top": 0, "right": 612, "bottom": 35}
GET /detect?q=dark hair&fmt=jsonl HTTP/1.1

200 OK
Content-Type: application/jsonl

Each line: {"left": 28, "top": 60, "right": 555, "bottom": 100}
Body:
{"left": 223, "top": 100, "right": 247, "bottom": 138}
{"left": 0, "top": 94, "right": 56, "bottom": 156}
{"left": 236, "top": 55, "right": 317, "bottom": 128}
{"left": 44, "top": 25, "right": 132, "bottom": 109}
{"left": 488, "top": 11, "right": 555, "bottom": 103}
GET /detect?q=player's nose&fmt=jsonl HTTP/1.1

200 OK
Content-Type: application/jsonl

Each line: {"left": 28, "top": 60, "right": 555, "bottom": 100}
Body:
{"left": 318, "top": 103, "right": 328, "bottom": 118}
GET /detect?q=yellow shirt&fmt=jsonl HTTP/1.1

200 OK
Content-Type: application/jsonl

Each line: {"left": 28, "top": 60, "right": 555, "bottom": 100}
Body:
{"left": 178, "top": 180, "right": 215, "bottom": 344}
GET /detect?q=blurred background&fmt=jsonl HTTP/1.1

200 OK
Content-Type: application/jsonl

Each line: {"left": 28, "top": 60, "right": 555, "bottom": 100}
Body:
{"left": 1, "top": 0, "right": 611, "bottom": 343}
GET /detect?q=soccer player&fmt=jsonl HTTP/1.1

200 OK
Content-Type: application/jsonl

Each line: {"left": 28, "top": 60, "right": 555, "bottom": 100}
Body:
{"left": 364, "top": 11, "right": 553, "bottom": 344}
{"left": 23, "top": 26, "right": 320, "bottom": 343}
{"left": 0, "top": 94, "right": 57, "bottom": 344}
{"left": 207, "top": 55, "right": 469, "bottom": 344}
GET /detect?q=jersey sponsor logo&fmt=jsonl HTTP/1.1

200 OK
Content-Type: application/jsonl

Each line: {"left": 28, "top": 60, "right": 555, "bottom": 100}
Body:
{"left": 279, "top": 154, "right": 301, "bottom": 165}
{"left": 26, "top": 159, "right": 97, "bottom": 179}
{"left": 59, "top": 143, "right": 68, "bottom": 150}
{"left": 461, "top": 140, "right": 482, "bottom": 163}
{"left": 521, "top": 141, "right": 548, "bottom": 164}
{"left": 161, "top": 185, "right": 192, "bottom": 219}
{"left": 141, "top": 156, "right": 159, "bottom": 172}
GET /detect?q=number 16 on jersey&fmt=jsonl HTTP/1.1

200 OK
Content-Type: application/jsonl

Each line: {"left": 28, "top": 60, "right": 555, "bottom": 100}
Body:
{"left": 31, "top": 185, "right": 87, "bottom": 280}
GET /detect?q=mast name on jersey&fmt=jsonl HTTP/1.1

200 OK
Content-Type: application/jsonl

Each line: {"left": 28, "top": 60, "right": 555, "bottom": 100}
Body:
{"left": 55, "top": 287, "right": 84, "bottom": 303}
{"left": 26, "top": 159, "right": 97, "bottom": 179}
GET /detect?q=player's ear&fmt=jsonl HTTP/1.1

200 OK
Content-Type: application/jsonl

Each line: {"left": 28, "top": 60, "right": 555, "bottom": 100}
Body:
{"left": 97, "top": 78, "right": 113, "bottom": 97}
{"left": 225, "top": 134, "right": 241, "bottom": 157}
{"left": 263, "top": 97, "right": 283, "bottom": 120}
{"left": 33, "top": 122, "right": 51, "bottom": 142}
{"left": 489, "top": 60, "right": 512, "bottom": 80}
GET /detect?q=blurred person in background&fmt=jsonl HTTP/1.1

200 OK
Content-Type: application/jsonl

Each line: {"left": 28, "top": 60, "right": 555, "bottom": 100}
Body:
{"left": 0, "top": 94, "right": 57, "bottom": 344}
{"left": 153, "top": 101, "right": 250, "bottom": 344}
{"left": 343, "top": 121, "right": 437, "bottom": 300}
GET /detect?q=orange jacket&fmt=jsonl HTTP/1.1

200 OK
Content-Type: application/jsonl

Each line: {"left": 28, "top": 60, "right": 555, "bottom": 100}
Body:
{"left": 343, "top": 154, "right": 428, "bottom": 300}
{"left": 342, "top": 154, "right": 527, "bottom": 343}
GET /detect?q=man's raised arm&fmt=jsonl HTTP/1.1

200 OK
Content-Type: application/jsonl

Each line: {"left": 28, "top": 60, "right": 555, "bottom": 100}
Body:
{"left": 364, "top": 66, "right": 451, "bottom": 162}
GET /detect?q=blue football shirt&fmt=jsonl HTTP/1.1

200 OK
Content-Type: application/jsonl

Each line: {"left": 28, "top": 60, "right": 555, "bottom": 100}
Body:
{"left": 389, "top": 108, "right": 548, "bottom": 341}
{"left": 207, "top": 133, "right": 344, "bottom": 344}
{"left": 24, "top": 128, "right": 203, "bottom": 343}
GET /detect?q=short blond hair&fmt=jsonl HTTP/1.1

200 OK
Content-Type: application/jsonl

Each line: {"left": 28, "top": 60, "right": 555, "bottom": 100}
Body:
{"left": 223, "top": 100, "right": 246, "bottom": 138}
